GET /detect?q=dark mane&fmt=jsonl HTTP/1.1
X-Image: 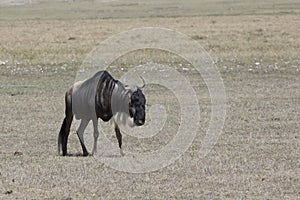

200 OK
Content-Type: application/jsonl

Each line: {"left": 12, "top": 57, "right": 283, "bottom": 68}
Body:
{"left": 95, "top": 71, "right": 118, "bottom": 121}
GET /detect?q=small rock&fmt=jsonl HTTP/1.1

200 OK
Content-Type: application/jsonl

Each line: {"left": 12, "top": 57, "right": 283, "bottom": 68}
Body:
{"left": 14, "top": 151, "right": 23, "bottom": 156}
{"left": 4, "top": 190, "right": 12, "bottom": 195}
{"left": 271, "top": 117, "right": 280, "bottom": 121}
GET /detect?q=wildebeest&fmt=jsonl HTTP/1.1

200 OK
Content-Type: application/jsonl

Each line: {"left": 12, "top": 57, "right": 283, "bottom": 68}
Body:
{"left": 58, "top": 70, "right": 146, "bottom": 156}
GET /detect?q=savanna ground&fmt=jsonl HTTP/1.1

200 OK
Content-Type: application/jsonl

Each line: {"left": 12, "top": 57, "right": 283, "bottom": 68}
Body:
{"left": 0, "top": 0, "right": 300, "bottom": 199}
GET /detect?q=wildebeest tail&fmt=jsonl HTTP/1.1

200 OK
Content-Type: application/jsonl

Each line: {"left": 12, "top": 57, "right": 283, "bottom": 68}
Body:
{"left": 58, "top": 117, "right": 67, "bottom": 155}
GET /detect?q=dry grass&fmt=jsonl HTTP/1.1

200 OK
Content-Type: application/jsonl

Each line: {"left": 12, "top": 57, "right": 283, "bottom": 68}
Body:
{"left": 0, "top": 0, "right": 300, "bottom": 20}
{"left": 1, "top": 1, "right": 300, "bottom": 199}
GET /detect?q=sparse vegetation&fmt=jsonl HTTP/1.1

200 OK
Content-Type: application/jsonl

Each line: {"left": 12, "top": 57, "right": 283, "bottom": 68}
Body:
{"left": 0, "top": 0, "right": 300, "bottom": 199}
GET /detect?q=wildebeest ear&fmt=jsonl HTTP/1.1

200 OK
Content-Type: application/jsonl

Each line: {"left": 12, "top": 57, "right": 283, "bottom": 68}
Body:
{"left": 125, "top": 85, "right": 135, "bottom": 94}
{"left": 125, "top": 88, "right": 133, "bottom": 102}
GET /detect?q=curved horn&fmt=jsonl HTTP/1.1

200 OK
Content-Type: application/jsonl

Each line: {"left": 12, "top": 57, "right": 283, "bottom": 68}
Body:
{"left": 138, "top": 76, "right": 146, "bottom": 89}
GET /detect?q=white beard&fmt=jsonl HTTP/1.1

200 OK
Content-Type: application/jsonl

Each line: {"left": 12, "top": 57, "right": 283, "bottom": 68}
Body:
{"left": 113, "top": 112, "right": 135, "bottom": 128}
{"left": 111, "top": 82, "right": 137, "bottom": 128}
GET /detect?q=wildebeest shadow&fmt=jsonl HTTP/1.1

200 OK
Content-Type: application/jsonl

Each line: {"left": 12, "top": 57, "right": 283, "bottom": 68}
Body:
{"left": 104, "top": 154, "right": 123, "bottom": 158}
{"left": 63, "top": 153, "right": 124, "bottom": 158}
{"left": 64, "top": 152, "right": 90, "bottom": 157}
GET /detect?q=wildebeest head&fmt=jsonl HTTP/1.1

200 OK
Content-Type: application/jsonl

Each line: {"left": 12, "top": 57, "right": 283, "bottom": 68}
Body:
{"left": 129, "top": 88, "right": 146, "bottom": 126}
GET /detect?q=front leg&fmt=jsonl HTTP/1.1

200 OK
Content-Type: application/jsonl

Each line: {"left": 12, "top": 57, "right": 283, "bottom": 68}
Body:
{"left": 114, "top": 124, "right": 124, "bottom": 156}
{"left": 92, "top": 118, "right": 99, "bottom": 155}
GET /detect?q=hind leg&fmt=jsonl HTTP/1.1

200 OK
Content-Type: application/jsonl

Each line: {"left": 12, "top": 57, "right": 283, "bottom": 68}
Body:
{"left": 77, "top": 119, "right": 90, "bottom": 156}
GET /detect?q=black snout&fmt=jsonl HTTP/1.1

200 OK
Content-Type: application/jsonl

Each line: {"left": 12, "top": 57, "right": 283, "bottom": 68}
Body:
{"left": 131, "top": 89, "right": 146, "bottom": 126}
{"left": 134, "top": 108, "right": 145, "bottom": 126}
{"left": 135, "top": 118, "right": 145, "bottom": 126}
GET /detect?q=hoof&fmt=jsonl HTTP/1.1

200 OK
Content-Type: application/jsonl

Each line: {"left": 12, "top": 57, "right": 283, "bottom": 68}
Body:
{"left": 120, "top": 148, "right": 125, "bottom": 156}
{"left": 83, "top": 152, "right": 90, "bottom": 157}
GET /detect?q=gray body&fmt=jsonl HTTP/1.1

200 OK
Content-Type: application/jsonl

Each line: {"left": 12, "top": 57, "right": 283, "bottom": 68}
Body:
{"left": 58, "top": 71, "right": 146, "bottom": 156}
